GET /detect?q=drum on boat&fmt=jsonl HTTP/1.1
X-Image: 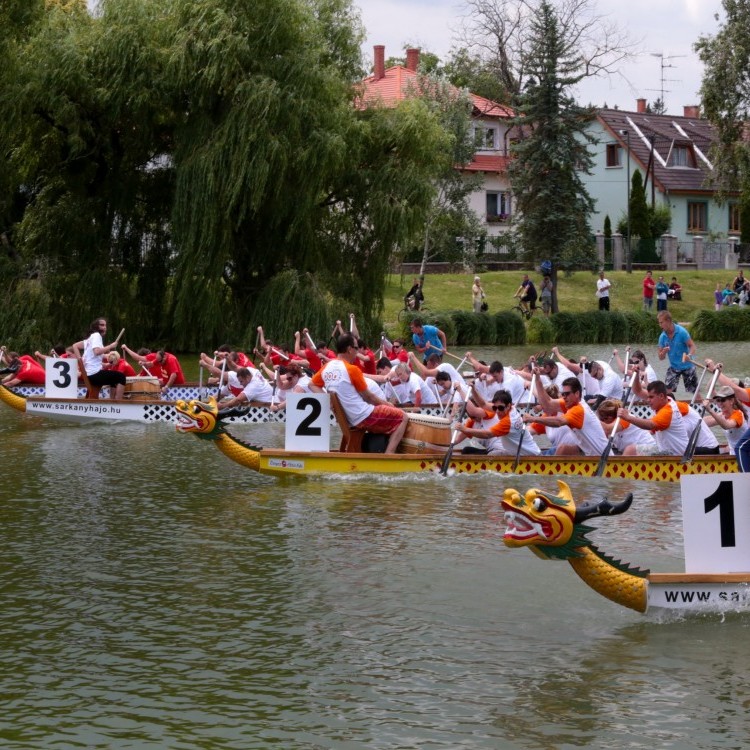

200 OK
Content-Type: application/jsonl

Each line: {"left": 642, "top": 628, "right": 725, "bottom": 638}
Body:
{"left": 398, "top": 413, "right": 452, "bottom": 454}
{"left": 124, "top": 376, "right": 161, "bottom": 401}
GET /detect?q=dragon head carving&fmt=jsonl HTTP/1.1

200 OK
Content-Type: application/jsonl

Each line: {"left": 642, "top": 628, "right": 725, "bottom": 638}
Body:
{"left": 175, "top": 397, "right": 224, "bottom": 440}
{"left": 502, "top": 480, "right": 633, "bottom": 560}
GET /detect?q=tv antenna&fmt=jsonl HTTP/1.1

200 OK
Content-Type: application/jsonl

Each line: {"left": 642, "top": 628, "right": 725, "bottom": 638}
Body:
{"left": 647, "top": 52, "right": 686, "bottom": 110}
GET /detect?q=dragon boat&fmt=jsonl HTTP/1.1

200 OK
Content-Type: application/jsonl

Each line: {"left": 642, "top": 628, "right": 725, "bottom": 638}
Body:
{"left": 173, "top": 396, "right": 738, "bottom": 482}
{"left": 502, "top": 479, "right": 750, "bottom": 614}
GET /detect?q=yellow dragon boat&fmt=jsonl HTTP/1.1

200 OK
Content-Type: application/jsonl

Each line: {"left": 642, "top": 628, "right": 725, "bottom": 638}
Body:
{"left": 502, "top": 480, "right": 750, "bottom": 614}
{"left": 173, "top": 396, "right": 738, "bottom": 482}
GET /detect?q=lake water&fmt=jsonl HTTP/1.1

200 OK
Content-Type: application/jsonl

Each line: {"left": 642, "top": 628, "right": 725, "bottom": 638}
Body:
{"left": 2, "top": 341, "right": 750, "bottom": 748}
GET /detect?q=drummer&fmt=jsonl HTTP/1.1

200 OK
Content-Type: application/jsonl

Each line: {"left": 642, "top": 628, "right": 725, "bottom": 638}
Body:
{"left": 122, "top": 346, "right": 186, "bottom": 393}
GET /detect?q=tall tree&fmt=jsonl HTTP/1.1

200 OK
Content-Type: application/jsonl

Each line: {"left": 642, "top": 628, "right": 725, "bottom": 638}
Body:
{"left": 508, "top": 0, "right": 597, "bottom": 311}
{"left": 697, "top": 1, "right": 750, "bottom": 204}
{"left": 457, "top": 0, "right": 635, "bottom": 104}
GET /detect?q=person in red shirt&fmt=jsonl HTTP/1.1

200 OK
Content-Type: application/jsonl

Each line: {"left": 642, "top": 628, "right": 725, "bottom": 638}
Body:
{"left": 642, "top": 270, "right": 656, "bottom": 311}
{"left": 104, "top": 351, "right": 136, "bottom": 377}
{"left": 1, "top": 353, "right": 47, "bottom": 387}
{"left": 122, "top": 346, "right": 185, "bottom": 390}
{"left": 385, "top": 339, "right": 409, "bottom": 364}
{"left": 294, "top": 329, "right": 335, "bottom": 373}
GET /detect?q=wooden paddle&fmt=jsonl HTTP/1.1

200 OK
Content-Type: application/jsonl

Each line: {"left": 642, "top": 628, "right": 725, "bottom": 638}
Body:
{"left": 681, "top": 364, "right": 722, "bottom": 464}
{"left": 683, "top": 353, "right": 708, "bottom": 403}
{"left": 513, "top": 372, "right": 536, "bottom": 472}
{"left": 440, "top": 383, "right": 473, "bottom": 476}
{"left": 595, "top": 370, "right": 637, "bottom": 477}
{"left": 114, "top": 328, "right": 125, "bottom": 346}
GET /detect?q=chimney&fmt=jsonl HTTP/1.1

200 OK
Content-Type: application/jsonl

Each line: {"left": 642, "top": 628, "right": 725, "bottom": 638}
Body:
{"left": 406, "top": 48, "right": 420, "bottom": 72}
{"left": 374, "top": 45, "right": 385, "bottom": 80}
{"left": 684, "top": 105, "right": 700, "bottom": 119}
{"left": 636, "top": 98, "right": 647, "bottom": 114}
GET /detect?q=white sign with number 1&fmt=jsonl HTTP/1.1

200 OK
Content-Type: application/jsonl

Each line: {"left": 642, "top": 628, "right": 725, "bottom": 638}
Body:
{"left": 45, "top": 357, "right": 78, "bottom": 399}
{"left": 681, "top": 473, "right": 750, "bottom": 573}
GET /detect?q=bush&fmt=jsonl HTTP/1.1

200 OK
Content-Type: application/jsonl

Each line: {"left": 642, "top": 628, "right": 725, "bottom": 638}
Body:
{"left": 692, "top": 307, "right": 750, "bottom": 341}
{"left": 493, "top": 311, "right": 526, "bottom": 346}
{"left": 527, "top": 315, "right": 555, "bottom": 345}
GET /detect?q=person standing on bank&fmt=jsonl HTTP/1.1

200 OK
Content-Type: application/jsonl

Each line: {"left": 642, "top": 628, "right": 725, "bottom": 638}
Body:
{"left": 540, "top": 275, "right": 553, "bottom": 317}
{"left": 655, "top": 275, "right": 669, "bottom": 312}
{"left": 595, "top": 270, "right": 611, "bottom": 311}
{"left": 70, "top": 318, "right": 126, "bottom": 399}
{"left": 472, "top": 276, "right": 485, "bottom": 313}
{"left": 642, "top": 270, "right": 655, "bottom": 311}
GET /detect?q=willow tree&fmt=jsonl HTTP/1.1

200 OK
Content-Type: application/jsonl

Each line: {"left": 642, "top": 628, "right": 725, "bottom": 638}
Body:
{"left": 167, "top": 0, "right": 448, "bottom": 348}
{"left": 508, "top": 1, "right": 596, "bottom": 311}
{"left": 0, "top": 0, "right": 176, "bottom": 346}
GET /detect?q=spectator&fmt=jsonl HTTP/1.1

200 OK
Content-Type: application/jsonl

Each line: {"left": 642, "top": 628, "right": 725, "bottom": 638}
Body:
{"left": 732, "top": 269, "right": 746, "bottom": 297}
{"left": 404, "top": 278, "right": 424, "bottom": 311}
{"left": 668, "top": 276, "right": 682, "bottom": 301}
{"left": 714, "top": 283, "right": 723, "bottom": 311}
{"left": 655, "top": 275, "right": 669, "bottom": 312}
{"left": 472, "top": 276, "right": 486, "bottom": 313}
{"left": 513, "top": 274, "right": 537, "bottom": 314}
{"left": 722, "top": 282, "right": 736, "bottom": 306}
{"left": 539, "top": 275, "right": 553, "bottom": 317}
{"left": 642, "top": 270, "right": 655, "bottom": 311}
{"left": 595, "top": 270, "right": 610, "bottom": 311}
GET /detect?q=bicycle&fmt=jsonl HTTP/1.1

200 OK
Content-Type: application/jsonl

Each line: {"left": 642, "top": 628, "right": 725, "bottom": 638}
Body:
{"left": 510, "top": 300, "right": 538, "bottom": 320}
{"left": 398, "top": 299, "right": 430, "bottom": 322}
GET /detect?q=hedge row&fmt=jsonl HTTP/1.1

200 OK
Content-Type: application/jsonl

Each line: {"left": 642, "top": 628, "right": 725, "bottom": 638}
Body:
{"left": 396, "top": 309, "right": 664, "bottom": 347}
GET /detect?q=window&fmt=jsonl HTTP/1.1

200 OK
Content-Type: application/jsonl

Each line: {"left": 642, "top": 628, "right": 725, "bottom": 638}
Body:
{"left": 729, "top": 204, "right": 741, "bottom": 234}
{"left": 668, "top": 144, "right": 697, "bottom": 168}
{"left": 606, "top": 143, "right": 621, "bottom": 167}
{"left": 486, "top": 192, "right": 511, "bottom": 221}
{"left": 475, "top": 126, "right": 497, "bottom": 150}
{"left": 687, "top": 202, "right": 707, "bottom": 232}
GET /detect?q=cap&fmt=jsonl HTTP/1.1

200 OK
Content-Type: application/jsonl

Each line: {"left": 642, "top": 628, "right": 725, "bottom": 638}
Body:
{"left": 713, "top": 385, "right": 735, "bottom": 399}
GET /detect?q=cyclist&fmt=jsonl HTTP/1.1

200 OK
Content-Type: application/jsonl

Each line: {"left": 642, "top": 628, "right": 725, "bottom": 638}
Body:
{"left": 513, "top": 274, "right": 537, "bottom": 314}
{"left": 404, "top": 278, "right": 424, "bottom": 311}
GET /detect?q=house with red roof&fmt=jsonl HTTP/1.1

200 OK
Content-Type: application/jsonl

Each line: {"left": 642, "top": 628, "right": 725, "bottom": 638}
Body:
{"left": 358, "top": 46, "right": 516, "bottom": 242}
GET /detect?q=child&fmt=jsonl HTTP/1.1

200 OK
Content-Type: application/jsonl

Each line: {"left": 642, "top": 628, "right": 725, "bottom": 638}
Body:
{"left": 715, "top": 283, "right": 723, "bottom": 311}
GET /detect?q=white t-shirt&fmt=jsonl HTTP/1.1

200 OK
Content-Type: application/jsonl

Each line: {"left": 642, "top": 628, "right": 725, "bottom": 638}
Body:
{"left": 596, "top": 277, "right": 610, "bottom": 299}
{"left": 82, "top": 332, "right": 104, "bottom": 376}
{"left": 241, "top": 370, "right": 274, "bottom": 403}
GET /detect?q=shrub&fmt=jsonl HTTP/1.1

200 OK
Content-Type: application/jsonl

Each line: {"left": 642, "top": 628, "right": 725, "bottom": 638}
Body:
{"left": 527, "top": 315, "right": 555, "bottom": 345}
{"left": 493, "top": 311, "right": 526, "bottom": 345}
{"left": 692, "top": 307, "right": 750, "bottom": 341}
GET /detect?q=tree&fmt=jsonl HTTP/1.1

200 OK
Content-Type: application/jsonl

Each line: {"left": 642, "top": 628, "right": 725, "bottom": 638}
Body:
{"left": 0, "top": 0, "right": 452, "bottom": 350}
{"left": 628, "top": 170, "right": 659, "bottom": 263}
{"left": 408, "top": 80, "right": 485, "bottom": 291}
{"left": 696, "top": 1, "right": 750, "bottom": 202}
{"left": 457, "top": 0, "right": 636, "bottom": 104}
{"left": 508, "top": 1, "right": 597, "bottom": 312}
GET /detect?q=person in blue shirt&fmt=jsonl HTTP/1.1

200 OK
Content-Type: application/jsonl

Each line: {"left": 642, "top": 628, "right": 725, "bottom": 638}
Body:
{"left": 657, "top": 310, "right": 697, "bottom": 393}
{"left": 410, "top": 318, "right": 447, "bottom": 363}
{"left": 655, "top": 275, "right": 669, "bottom": 312}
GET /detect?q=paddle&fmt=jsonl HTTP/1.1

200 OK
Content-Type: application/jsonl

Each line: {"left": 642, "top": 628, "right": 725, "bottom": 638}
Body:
{"left": 681, "top": 364, "right": 722, "bottom": 464}
{"left": 683, "top": 353, "right": 708, "bottom": 403}
{"left": 114, "top": 328, "right": 125, "bottom": 347}
{"left": 440, "top": 383, "right": 473, "bottom": 476}
{"left": 513, "top": 373, "right": 536, "bottom": 472}
{"left": 426, "top": 343, "right": 463, "bottom": 363}
{"left": 305, "top": 330, "right": 317, "bottom": 351}
{"left": 270, "top": 347, "right": 290, "bottom": 362}
{"left": 595, "top": 370, "right": 638, "bottom": 477}
{"left": 216, "top": 356, "right": 227, "bottom": 399}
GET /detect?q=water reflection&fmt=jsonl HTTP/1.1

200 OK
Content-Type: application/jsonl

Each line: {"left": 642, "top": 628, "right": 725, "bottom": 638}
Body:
{"left": 1, "top": 405, "right": 749, "bottom": 748}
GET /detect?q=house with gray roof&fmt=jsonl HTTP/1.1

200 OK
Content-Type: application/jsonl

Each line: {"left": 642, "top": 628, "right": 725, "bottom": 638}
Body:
{"left": 585, "top": 99, "right": 740, "bottom": 267}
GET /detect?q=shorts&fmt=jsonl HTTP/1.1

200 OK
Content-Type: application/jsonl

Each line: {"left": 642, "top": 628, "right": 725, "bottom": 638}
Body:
{"left": 521, "top": 295, "right": 537, "bottom": 309}
{"left": 88, "top": 369, "right": 127, "bottom": 387}
{"left": 664, "top": 366, "right": 698, "bottom": 393}
{"left": 542, "top": 297, "right": 551, "bottom": 313}
{"left": 357, "top": 404, "right": 406, "bottom": 434}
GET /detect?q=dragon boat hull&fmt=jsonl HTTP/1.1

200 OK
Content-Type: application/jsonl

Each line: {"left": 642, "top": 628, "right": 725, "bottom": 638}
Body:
{"left": 646, "top": 574, "right": 750, "bottom": 612}
{"left": 194, "top": 444, "right": 738, "bottom": 482}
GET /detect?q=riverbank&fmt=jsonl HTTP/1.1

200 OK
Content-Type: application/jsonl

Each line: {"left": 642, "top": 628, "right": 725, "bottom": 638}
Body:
{"left": 384, "top": 269, "right": 738, "bottom": 327}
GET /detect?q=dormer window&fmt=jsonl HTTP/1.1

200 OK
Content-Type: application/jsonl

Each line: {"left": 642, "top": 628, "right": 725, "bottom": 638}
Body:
{"left": 667, "top": 143, "right": 697, "bottom": 168}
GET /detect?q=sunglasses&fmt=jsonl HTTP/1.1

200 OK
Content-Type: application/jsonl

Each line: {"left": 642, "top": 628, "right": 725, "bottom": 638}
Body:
{"left": 630, "top": 359, "right": 641, "bottom": 364}
{"left": 561, "top": 391, "right": 573, "bottom": 397}
{"left": 392, "top": 345, "right": 401, "bottom": 350}
{"left": 493, "top": 404, "right": 507, "bottom": 411}
{"left": 714, "top": 396, "right": 733, "bottom": 402}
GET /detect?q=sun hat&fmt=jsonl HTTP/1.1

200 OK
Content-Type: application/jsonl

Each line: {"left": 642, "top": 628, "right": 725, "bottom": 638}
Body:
{"left": 713, "top": 385, "right": 735, "bottom": 399}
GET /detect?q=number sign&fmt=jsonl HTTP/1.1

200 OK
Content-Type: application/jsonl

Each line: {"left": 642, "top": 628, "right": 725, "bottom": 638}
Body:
{"left": 284, "top": 392, "right": 330, "bottom": 451}
{"left": 681, "top": 474, "right": 750, "bottom": 573}
{"left": 45, "top": 357, "right": 78, "bottom": 399}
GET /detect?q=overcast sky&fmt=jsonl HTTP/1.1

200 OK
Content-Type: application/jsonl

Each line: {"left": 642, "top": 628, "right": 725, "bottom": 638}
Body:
{"left": 356, "top": 0, "right": 725, "bottom": 114}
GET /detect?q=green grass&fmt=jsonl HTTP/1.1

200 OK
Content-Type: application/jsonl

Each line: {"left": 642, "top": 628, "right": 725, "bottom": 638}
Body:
{"left": 384, "top": 269, "right": 735, "bottom": 329}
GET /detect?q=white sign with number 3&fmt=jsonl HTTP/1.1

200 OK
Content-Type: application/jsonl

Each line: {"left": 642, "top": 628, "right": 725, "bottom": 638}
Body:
{"left": 45, "top": 357, "right": 78, "bottom": 399}
{"left": 681, "top": 473, "right": 750, "bottom": 573}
